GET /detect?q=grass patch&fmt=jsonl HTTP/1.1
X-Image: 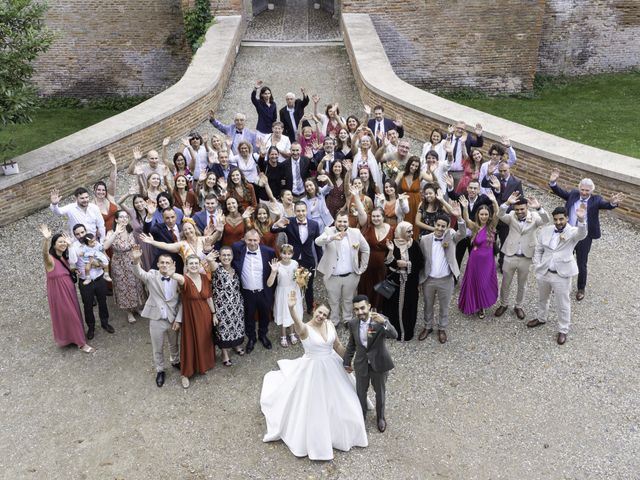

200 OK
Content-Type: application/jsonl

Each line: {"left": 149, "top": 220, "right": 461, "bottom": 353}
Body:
{"left": 0, "top": 96, "right": 148, "bottom": 161}
{"left": 439, "top": 71, "right": 640, "bottom": 159}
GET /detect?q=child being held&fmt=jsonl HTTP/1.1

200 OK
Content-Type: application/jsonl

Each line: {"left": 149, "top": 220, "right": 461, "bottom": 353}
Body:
{"left": 267, "top": 244, "right": 303, "bottom": 348}
{"left": 79, "top": 233, "right": 112, "bottom": 285}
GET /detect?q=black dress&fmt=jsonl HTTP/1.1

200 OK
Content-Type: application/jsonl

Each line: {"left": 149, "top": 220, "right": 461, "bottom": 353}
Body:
{"left": 213, "top": 268, "right": 245, "bottom": 348}
{"left": 383, "top": 242, "right": 424, "bottom": 341}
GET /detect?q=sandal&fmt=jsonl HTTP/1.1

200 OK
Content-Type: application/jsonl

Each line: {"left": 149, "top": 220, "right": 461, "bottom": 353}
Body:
{"left": 234, "top": 347, "right": 245, "bottom": 356}
{"left": 280, "top": 336, "right": 289, "bottom": 348}
{"left": 289, "top": 333, "right": 298, "bottom": 345}
{"left": 79, "top": 344, "right": 96, "bottom": 354}
{"left": 478, "top": 309, "right": 486, "bottom": 319}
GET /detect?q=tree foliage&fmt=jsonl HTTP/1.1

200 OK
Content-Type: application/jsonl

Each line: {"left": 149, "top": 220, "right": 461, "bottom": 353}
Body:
{"left": 0, "top": 0, "right": 53, "bottom": 156}
{"left": 183, "top": 0, "right": 213, "bottom": 53}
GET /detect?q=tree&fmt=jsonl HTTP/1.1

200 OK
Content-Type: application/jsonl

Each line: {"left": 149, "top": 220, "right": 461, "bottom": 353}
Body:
{"left": 0, "top": 0, "right": 53, "bottom": 158}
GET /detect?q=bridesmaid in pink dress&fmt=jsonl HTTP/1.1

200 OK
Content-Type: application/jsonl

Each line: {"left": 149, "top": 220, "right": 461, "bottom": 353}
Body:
{"left": 457, "top": 193, "right": 500, "bottom": 318}
{"left": 40, "top": 225, "right": 94, "bottom": 353}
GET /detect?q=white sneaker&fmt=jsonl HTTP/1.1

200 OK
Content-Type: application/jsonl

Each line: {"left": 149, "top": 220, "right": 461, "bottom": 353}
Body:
{"left": 181, "top": 376, "right": 190, "bottom": 389}
{"left": 127, "top": 312, "right": 136, "bottom": 324}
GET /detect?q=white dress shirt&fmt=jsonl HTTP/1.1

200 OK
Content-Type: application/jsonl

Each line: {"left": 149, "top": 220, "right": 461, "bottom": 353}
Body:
{"left": 429, "top": 237, "right": 451, "bottom": 278}
{"left": 359, "top": 319, "right": 370, "bottom": 347}
{"left": 241, "top": 247, "right": 263, "bottom": 291}
{"left": 569, "top": 197, "right": 589, "bottom": 227}
{"left": 50, "top": 202, "right": 106, "bottom": 239}
{"left": 297, "top": 221, "right": 308, "bottom": 244}
{"left": 159, "top": 275, "right": 176, "bottom": 319}
{"left": 291, "top": 159, "right": 304, "bottom": 195}
{"left": 333, "top": 235, "right": 354, "bottom": 276}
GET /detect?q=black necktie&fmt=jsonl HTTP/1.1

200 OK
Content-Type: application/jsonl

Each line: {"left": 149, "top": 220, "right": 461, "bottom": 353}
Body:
{"left": 161, "top": 277, "right": 171, "bottom": 281}
{"left": 247, "top": 251, "right": 257, "bottom": 255}
{"left": 453, "top": 138, "right": 459, "bottom": 159}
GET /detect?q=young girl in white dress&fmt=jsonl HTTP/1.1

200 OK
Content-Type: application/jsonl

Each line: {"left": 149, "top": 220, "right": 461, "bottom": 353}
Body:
{"left": 267, "top": 244, "right": 303, "bottom": 348}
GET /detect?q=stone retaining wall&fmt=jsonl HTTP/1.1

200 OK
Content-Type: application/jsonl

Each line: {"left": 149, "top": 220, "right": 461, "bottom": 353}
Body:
{"left": 0, "top": 17, "right": 244, "bottom": 227}
{"left": 341, "top": 14, "right": 640, "bottom": 223}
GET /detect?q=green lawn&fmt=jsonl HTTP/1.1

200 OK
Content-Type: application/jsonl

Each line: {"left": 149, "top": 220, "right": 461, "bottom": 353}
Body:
{"left": 0, "top": 97, "right": 147, "bottom": 162}
{"left": 441, "top": 72, "right": 640, "bottom": 159}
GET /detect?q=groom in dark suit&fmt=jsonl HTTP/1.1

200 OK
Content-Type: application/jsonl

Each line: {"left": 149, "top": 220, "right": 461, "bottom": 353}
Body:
{"left": 344, "top": 295, "right": 397, "bottom": 433}
{"left": 232, "top": 229, "right": 276, "bottom": 353}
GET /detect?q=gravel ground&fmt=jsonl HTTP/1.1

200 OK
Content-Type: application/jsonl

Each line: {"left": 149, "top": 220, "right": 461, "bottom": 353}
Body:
{"left": 1, "top": 45, "right": 639, "bottom": 480}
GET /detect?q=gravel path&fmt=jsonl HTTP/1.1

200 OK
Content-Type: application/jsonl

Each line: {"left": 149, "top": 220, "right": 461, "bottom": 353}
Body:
{"left": 1, "top": 45, "right": 639, "bottom": 480}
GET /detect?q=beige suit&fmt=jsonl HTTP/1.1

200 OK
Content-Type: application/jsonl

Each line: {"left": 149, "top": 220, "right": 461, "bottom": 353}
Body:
{"left": 498, "top": 205, "right": 549, "bottom": 308}
{"left": 532, "top": 222, "right": 587, "bottom": 333}
{"left": 133, "top": 264, "right": 181, "bottom": 372}
{"left": 316, "top": 227, "right": 370, "bottom": 325}
{"left": 418, "top": 221, "right": 466, "bottom": 330}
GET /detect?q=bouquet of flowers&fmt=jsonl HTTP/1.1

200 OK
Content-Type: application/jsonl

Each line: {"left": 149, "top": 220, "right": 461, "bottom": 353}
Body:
{"left": 383, "top": 159, "right": 400, "bottom": 180}
{"left": 293, "top": 266, "right": 312, "bottom": 292}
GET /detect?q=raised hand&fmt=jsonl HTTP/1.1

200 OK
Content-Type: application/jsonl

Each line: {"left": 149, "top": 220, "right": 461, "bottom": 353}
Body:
{"left": 500, "top": 135, "right": 511, "bottom": 147}
{"left": 370, "top": 311, "right": 385, "bottom": 324}
{"left": 311, "top": 94, "right": 320, "bottom": 104}
{"left": 528, "top": 196, "right": 541, "bottom": 210}
{"left": 207, "top": 151, "right": 218, "bottom": 164}
{"left": 317, "top": 174, "right": 329, "bottom": 183}
{"left": 447, "top": 124, "right": 454, "bottom": 136}
{"left": 488, "top": 175, "right": 501, "bottom": 191}
{"left": 108, "top": 151, "right": 117, "bottom": 167}
{"left": 145, "top": 199, "right": 156, "bottom": 214}
{"left": 206, "top": 249, "right": 219, "bottom": 263}
{"left": 183, "top": 203, "right": 192, "bottom": 218}
{"left": 115, "top": 223, "right": 127, "bottom": 235}
{"left": 181, "top": 137, "right": 190, "bottom": 148}
{"left": 39, "top": 224, "right": 52, "bottom": 239}
{"left": 458, "top": 195, "right": 469, "bottom": 209}
{"left": 208, "top": 109, "right": 216, "bottom": 121}
{"left": 349, "top": 185, "right": 361, "bottom": 197}
{"left": 444, "top": 140, "right": 453, "bottom": 154}
{"left": 202, "top": 134, "right": 209, "bottom": 145}
{"left": 128, "top": 184, "right": 138, "bottom": 195}
{"left": 61, "top": 232, "right": 74, "bottom": 246}
{"left": 241, "top": 206, "right": 254, "bottom": 219}
{"left": 166, "top": 262, "right": 176, "bottom": 277}
{"left": 269, "top": 259, "right": 280, "bottom": 272}
{"left": 549, "top": 168, "right": 560, "bottom": 183}
{"left": 140, "top": 233, "right": 154, "bottom": 244}
{"left": 506, "top": 191, "right": 521, "bottom": 205}
{"left": 393, "top": 115, "right": 403, "bottom": 127}
{"left": 363, "top": 104, "right": 371, "bottom": 115}
{"left": 300, "top": 87, "right": 306, "bottom": 95}
{"left": 50, "top": 188, "right": 61, "bottom": 205}
{"left": 131, "top": 244, "right": 142, "bottom": 262}
{"left": 576, "top": 202, "right": 587, "bottom": 222}
{"left": 334, "top": 230, "right": 346, "bottom": 241}
{"left": 133, "top": 146, "right": 142, "bottom": 161}
{"left": 343, "top": 159, "right": 352, "bottom": 171}
{"left": 304, "top": 146, "right": 313, "bottom": 158}
{"left": 486, "top": 189, "right": 496, "bottom": 202}
{"left": 449, "top": 200, "right": 461, "bottom": 218}
{"left": 162, "top": 136, "right": 171, "bottom": 147}
{"left": 218, "top": 177, "right": 227, "bottom": 190}
{"left": 255, "top": 79, "right": 263, "bottom": 89}
{"left": 198, "top": 171, "right": 207, "bottom": 183}
{"left": 445, "top": 173, "right": 454, "bottom": 190}
{"left": 435, "top": 189, "right": 445, "bottom": 202}
{"left": 610, "top": 192, "right": 626, "bottom": 204}
{"left": 474, "top": 123, "right": 483, "bottom": 136}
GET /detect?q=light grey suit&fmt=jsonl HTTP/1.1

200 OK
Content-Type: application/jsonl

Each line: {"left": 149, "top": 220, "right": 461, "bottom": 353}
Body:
{"left": 498, "top": 205, "right": 550, "bottom": 308}
{"left": 344, "top": 315, "right": 397, "bottom": 420}
{"left": 532, "top": 222, "right": 587, "bottom": 333}
{"left": 419, "top": 221, "right": 466, "bottom": 331}
{"left": 315, "top": 227, "right": 370, "bottom": 325}
{"left": 133, "top": 264, "right": 181, "bottom": 372}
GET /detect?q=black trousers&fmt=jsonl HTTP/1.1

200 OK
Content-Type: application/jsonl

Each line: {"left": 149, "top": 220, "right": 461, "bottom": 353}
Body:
{"left": 242, "top": 289, "right": 271, "bottom": 342}
{"left": 78, "top": 275, "right": 109, "bottom": 330}
{"left": 304, "top": 268, "right": 315, "bottom": 313}
{"left": 574, "top": 237, "right": 593, "bottom": 291}
{"left": 496, "top": 220, "right": 509, "bottom": 268}
{"left": 456, "top": 237, "right": 471, "bottom": 267}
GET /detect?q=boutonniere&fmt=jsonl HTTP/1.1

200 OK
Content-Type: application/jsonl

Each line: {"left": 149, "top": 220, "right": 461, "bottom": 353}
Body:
{"left": 367, "top": 324, "right": 376, "bottom": 335}
{"left": 560, "top": 234, "right": 566, "bottom": 241}
{"left": 526, "top": 216, "right": 533, "bottom": 223}
{"left": 442, "top": 241, "right": 449, "bottom": 248}
{"left": 352, "top": 243, "right": 359, "bottom": 250}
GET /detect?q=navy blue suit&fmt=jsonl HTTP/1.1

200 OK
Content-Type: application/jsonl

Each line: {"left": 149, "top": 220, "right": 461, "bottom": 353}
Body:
{"left": 550, "top": 183, "right": 617, "bottom": 290}
{"left": 279, "top": 95, "right": 309, "bottom": 143}
{"left": 447, "top": 191, "right": 492, "bottom": 266}
{"left": 367, "top": 118, "right": 405, "bottom": 139}
{"left": 143, "top": 220, "right": 183, "bottom": 273}
{"left": 272, "top": 218, "right": 320, "bottom": 312}
{"left": 231, "top": 242, "right": 276, "bottom": 342}
{"left": 192, "top": 211, "right": 209, "bottom": 233}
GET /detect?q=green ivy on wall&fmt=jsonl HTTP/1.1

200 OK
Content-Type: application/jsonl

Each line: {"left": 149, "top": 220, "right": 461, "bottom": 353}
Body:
{"left": 183, "top": 0, "right": 214, "bottom": 53}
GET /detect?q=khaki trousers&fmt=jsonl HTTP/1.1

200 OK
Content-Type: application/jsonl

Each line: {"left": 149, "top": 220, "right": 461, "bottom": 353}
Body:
{"left": 323, "top": 273, "right": 360, "bottom": 325}
{"left": 499, "top": 255, "right": 532, "bottom": 308}
{"left": 149, "top": 318, "right": 180, "bottom": 372}
{"left": 536, "top": 271, "right": 572, "bottom": 334}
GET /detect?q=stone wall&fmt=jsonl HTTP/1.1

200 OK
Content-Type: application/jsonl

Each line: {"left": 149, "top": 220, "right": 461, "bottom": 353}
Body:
{"left": 211, "top": 0, "right": 244, "bottom": 16}
{"left": 33, "top": 0, "right": 191, "bottom": 97}
{"left": 0, "top": 17, "right": 244, "bottom": 227}
{"left": 537, "top": 0, "right": 640, "bottom": 76}
{"left": 341, "top": 0, "right": 546, "bottom": 94}
{"left": 342, "top": 14, "right": 640, "bottom": 224}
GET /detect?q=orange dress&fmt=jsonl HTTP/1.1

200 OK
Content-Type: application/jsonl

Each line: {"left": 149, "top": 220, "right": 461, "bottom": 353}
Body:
{"left": 401, "top": 176, "right": 421, "bottom": 239}
{"left": 222, "top": 220, "right": 246, "bottom": 247}
{"left": 228, "top": 184, "right": 257, "bottom": 211}
{"left": 358, "top": 223, "right": 395, "bottom": 311}
{"left": 101, "top": 201, "right": 118, "bottom": 258}
{"left": 259, "top": 229, "right": 279, "bottom": 256}
{"left": 180, "top": 274, "right": 215, "bottom": 378}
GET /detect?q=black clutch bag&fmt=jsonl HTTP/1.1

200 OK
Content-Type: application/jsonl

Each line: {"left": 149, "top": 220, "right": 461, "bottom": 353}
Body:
{"left": 373, "top": 278, "right": 398, "bottom": 299}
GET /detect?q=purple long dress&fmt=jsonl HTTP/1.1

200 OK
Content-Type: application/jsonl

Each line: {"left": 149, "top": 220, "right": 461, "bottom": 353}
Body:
{"left": 47, "top": 258, "right": 87, "bottom": 347}
{"left": 458, "top": 226, "right": 498, "bottom": 314}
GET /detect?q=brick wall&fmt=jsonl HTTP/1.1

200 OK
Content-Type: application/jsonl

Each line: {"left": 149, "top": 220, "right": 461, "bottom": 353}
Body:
{"left": 342, "top": 14, "right": 640, "bottom": 224}
{"left": 341, "top": 0, "right": 546, "bottom": 94}
{"left": 537, "top": 0, "right": 640, "bottom": 76}
{"left": 0, "top": 17, "right": 244, "bottom": 227}
{"left": 211, "top": 0, "right": 244, "bottom": 16}
{"left": 33, "top": 0, "right": 191, "bottom": 97}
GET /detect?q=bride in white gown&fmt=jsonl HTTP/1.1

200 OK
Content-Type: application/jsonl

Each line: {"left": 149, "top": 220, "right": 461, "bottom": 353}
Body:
{"left": 260, "top": 291, "right": 368, "bottom": 460}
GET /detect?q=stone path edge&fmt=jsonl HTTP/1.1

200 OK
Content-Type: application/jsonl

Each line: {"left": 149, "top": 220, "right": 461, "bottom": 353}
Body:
{"left": 342, "top": 14, "right": 640, "bottom": 223}
{"left": 0, "top": 16, "right": 245, "bottom": 226}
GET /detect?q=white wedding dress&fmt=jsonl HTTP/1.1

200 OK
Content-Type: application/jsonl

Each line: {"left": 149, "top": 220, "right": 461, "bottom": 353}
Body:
{"left": 260, "top": 322, "right": 368, "bottom": 460}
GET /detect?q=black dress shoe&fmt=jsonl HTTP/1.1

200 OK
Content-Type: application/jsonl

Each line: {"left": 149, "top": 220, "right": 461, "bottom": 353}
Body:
{"left": 101, "top": 323, "right": 115, "bottom": 334}
{"left": 86, "top": 328, "right": 95, "bottom": 340}
{"left": 418, "top": 328, "right": 433, "bottom": 341}
{"left": 246, "top": 339, "right": 256, "bottom": 354}
{"left": 377, "top": 417, "right": 386, "bottom": 433}
{"left": 259, "top": 336, "right": 273, "bottom": 350}
{"left": 557, "top": 332, "right": 567, "bottom": 345}
{"left": 171, "top": 362, "right": 181, "bottom": 370}
{"left": 155, "top": 371, "right": 165, "bottom": 388}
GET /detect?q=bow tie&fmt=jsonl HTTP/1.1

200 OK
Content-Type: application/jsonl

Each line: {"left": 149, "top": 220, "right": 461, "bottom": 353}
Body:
{"left": 161, "top": 276, "right": 171, "bottom": 281}
{"left": 235, "top": 130, "right": 243, "bottom": 134}
{"left": 434, "top": 238, "right": 443, "bottom": 242}
{"left": 554, "top": 228, "right": 564, "bottom": 234}
{"left": 297, "top": 221, "right": 307, "bottom": 226}
{"left": 247, "top": 251, "right": 257, "bottom": 255}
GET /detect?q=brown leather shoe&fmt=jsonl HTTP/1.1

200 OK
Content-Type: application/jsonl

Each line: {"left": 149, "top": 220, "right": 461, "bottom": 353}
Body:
{"left": 494, "top": 305, "right": 508, "bottom": 317}
{"left": 576, "top": 290, "right": 585, "bottom": 301}
{"left": 438, "top": 330, "right": 447, "bottom": 344}
{"left": 514, "top": 307, "right": 526, "bottom": 320}
{"left": 418, "top": 327, "right": 433, "bottom": 341}
{"left": 377, "top": 417, "right": 386, "bottom": 433}
{"left": 526, "top": 318, "right": 546, "bottom": 328}
{"left": 557, "top": 332, "right": 567, "bottom": 345}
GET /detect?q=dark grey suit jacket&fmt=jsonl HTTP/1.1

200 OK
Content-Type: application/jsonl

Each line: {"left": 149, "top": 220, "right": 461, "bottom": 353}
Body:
{"left": 343, "top": 316, "right": 397, "bottom": 376}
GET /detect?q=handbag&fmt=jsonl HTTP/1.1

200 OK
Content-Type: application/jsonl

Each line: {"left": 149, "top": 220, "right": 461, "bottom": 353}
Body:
{"left": 373, "top": 278, "right": 398, "bottom": 299}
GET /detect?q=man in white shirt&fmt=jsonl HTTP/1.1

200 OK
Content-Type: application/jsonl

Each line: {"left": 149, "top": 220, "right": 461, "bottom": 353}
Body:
{"left": 50, "top": 187, "right": 106, "bottom": 240}
{"left": 528, "top": 205, "right": 587, "bottom": 345}
{"left": 418, "top": 212, "right": 466, "bottom": 344}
